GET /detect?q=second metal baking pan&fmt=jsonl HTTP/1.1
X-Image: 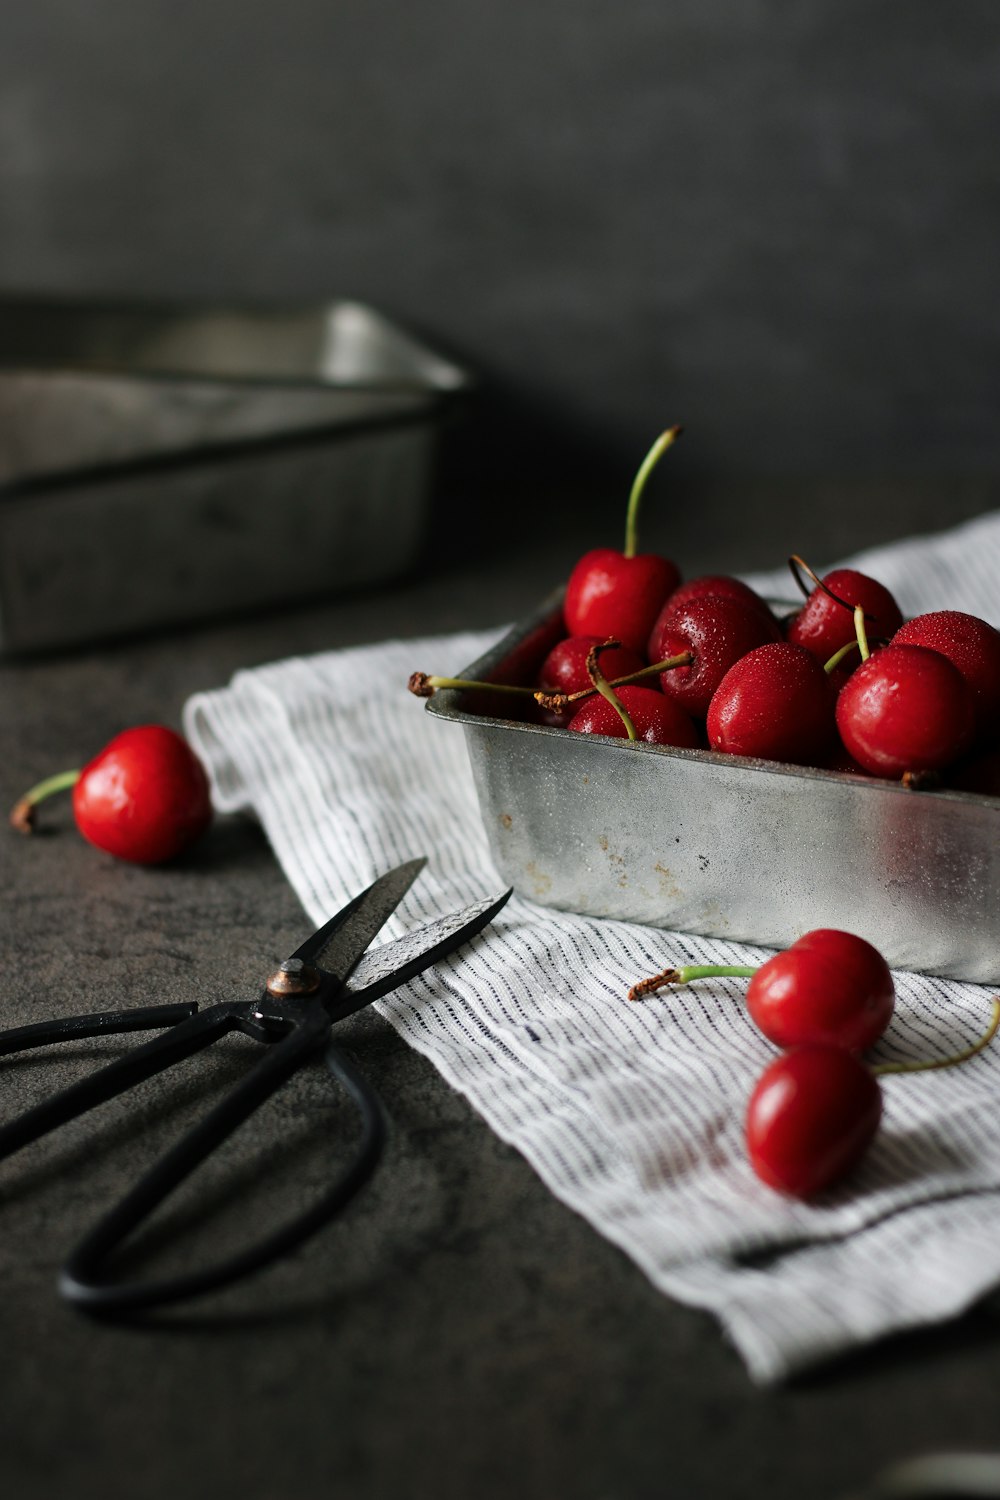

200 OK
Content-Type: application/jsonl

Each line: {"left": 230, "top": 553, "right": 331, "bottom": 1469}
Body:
{"left": 426, "top": 597, "right": 1000, "bottom": 983}
{"left": 0, "top": 297, "right": 471, "bottom": 652}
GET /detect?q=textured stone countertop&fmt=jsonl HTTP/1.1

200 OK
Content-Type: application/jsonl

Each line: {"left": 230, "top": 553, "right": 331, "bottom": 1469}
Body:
{"left": 4, "top": 487, "right": 1000, "bottom": 1500}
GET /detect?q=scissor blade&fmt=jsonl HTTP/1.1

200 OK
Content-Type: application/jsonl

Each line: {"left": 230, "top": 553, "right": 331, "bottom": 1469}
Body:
{"left": 288, "top": 857, "right": 427, "bottom": 981}
{"left": 331, "top": 887, "right": 512, "bottom": 1019}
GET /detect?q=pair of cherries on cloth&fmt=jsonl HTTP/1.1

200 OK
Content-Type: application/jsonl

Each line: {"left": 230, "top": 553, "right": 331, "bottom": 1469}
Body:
{"left": 629, "top": 930, "right": 998, "bottom": 1198}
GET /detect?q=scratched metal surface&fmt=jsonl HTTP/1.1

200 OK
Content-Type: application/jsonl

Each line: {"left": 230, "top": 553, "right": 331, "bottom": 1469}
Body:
{"left": 427, "top": 601, "right": 1000, "bottom": 983}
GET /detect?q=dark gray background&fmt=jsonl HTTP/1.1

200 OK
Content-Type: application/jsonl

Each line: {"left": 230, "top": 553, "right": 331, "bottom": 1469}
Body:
{"left": 2, "top": 0, "right": 999, "bottom": 505}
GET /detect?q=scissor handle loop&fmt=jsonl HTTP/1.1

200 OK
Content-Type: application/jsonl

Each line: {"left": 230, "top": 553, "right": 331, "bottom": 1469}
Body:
{"left": 59, "top": 1034, "right": 386, "bottom": 1315}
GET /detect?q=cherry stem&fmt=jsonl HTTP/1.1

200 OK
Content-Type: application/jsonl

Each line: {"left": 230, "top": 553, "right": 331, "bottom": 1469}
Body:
{"left": 901, "top": 768, "right": 941, "bottom": 791}
{"left": 853, "top": 603, "right": 871, "bottom": 662}
{"left": 873, "top": 999, "right": 1000, "bottom": 1076}
{"left": 624, "top": 426, "right": 682, "bottom": 559}
{"left": 824, "top": 639, "right": 862, "bottom": 675}
{"left": 788, "top": 554, "right": 876, "bottom": 623}
{"left": 411, "top": 649, "right": 696, "bottom": 714}
{"left": 586, "top": 642, "right": 637, "bottom": 741}
{"left": 788, "top": 553, "right": 824, "bottom": 600}
{"left": 628, "top": 963, "right": 756, "bottom": 1001}
{"left": 534, "top": 650, "right": 695, "bottom": 712}
{"left": 9, "top": 769, "right": 82, "bottom": 835}
{"left": 408, "top": 672, "right": 536, "bottom": 699}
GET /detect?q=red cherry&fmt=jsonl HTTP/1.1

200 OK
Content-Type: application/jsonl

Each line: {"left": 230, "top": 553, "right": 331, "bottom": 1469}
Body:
{"left": 891, "top": 610, "right": 1000, "bottom": 742}
{"left": 705, "top": 642, "right": 836, "bottom": 764}
{"left": 565, "top": 549, "right": 680, "bottom": 655}
{"left": 647, "top": 573, "right": 775, "bottom": 629}
{"left": 71, "top": 726, "right": 213, "bottom": 863}
{"left": 538, "top": 636, "right": 646, "bottom": 700}
{"left": 788, "top": 567, "right": 903, "bottom": 665}
{"left": 746, "top": 929, "right": 894, "bottom": 1053}
{"left": 566, "top": 685, "right": 700, "bottom": 748}
{"left": 646, "top": 596, "right": 782, "bottom": 720}
{"left": 564, "top": 428, "right": 683, "bottom": 652}
{"left": 820, "top": 644, "right": 864, "bottom": 699}
{"left": 835, "top": 644, "right": 976, "bottom": 779}
{"left": 746, "top": 1046, "right": 882, "bottom": 1197}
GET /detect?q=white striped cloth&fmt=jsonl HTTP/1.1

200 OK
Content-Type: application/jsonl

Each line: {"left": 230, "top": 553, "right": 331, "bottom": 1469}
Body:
{"left": 183, "top": 508, "right": 1000, "bottom": 1385}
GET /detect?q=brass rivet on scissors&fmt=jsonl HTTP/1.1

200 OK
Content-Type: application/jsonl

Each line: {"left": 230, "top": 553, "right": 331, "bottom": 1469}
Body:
{"left": 265, "top": 958, "right": 321, "bottom": 997}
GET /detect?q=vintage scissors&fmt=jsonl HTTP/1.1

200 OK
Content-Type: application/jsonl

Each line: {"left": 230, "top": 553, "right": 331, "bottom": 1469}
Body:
{"left": 0, "top": 857, "right": 510, "bottom": 1315}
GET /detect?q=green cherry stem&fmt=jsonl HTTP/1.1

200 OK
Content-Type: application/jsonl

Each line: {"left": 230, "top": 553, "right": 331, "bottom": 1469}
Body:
{"left": 411, "top": 647, "right": 697, "bottom": 715}
{"left": 602, "top": 650, "right": 695, "bottom": 689}
{"left": 828, "top": 618, "right": 896, "bottom": 676}
{"left": 624, "top": 426, "right": 682, "bottom": 559}
{"left": 587, "top": 642, "right": 637, "bottom": 741}
{"left": 872, "top": 999, "right": 1000, "bottom": 1076}
{"left": 629, "top": 963, "right": 756, "bottom": 1001}
{"left": 408, "top": 672, "right": 536, "bottom": 700}
{"left": 824, "top": 639, "right": 862, "bottom": 675}
{"left": 10, "top": 768, "right": 82, "bottom": 835}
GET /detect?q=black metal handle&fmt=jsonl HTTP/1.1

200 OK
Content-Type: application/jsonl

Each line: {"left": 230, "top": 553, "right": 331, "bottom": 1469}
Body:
{"left": 60, "top": 1033, "right": 387, "bottom": 1314}
{"left": 0, "top": 1004, "right": 200, "bottom": 1058}
{"left": 0, "top": 1003, "right": 232, "bottom": 1160}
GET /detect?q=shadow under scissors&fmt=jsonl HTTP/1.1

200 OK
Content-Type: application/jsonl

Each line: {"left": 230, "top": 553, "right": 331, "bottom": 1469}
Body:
{"left": 0, "top": 857, "right": 511, "bottom": 1315}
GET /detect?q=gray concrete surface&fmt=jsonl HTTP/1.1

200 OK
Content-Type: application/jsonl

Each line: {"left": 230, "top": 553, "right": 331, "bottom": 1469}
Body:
{"left": 4, "top": 487, "right": 1000, "bottom": 1500}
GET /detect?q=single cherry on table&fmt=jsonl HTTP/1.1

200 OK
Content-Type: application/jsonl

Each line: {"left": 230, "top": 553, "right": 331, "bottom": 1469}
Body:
{"left": 10, "top": 725, "right": 213, "bottom": 865}
{"left": 629, "top": 928, "right": 894, "bottom": 1054}
{"left": 746, "top": 930, "right": 895, "bottom": 1053}
{"left": 746, "top": 1045, "right": 883, "bottom": 1198}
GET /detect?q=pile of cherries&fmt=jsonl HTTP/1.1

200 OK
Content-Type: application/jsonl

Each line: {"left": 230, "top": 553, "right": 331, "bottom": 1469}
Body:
{"left": 629, "top": 928, "right": 999, "bottom": 1198}
{"left": 411, "top": 427, "right": 1000, "bottom": 791}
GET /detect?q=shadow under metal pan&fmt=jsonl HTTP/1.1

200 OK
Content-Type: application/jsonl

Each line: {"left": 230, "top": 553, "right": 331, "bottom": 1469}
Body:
{"left": 0, "top": 297, "right": 471, "bottom": 651}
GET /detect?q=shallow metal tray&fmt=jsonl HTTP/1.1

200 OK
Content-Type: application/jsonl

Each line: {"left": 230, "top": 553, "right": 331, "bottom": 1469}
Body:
{"left": 0, "top": 297, "right": 470, "bottom": 651}
{"left": 427, "top": 596, "right": 1000, "bottom": 983}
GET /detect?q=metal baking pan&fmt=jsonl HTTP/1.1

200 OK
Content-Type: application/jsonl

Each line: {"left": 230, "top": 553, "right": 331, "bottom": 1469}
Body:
{"left": 426, "top": 596, "right": 1000, "bottom": 983}
{"left": 0, "top": 297, "right": 471, "bottom": 652}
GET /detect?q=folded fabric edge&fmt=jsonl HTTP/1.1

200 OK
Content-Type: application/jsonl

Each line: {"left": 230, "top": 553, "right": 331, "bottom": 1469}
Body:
{"left": 664, "top": 1191, "right": 1000, "bottom": 1385}
{"left": 183, "top": 688, "right": 255, "bottom": 815}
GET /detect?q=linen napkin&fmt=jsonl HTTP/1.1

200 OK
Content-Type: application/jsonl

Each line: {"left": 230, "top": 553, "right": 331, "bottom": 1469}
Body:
{"left": 183, "top": 509, "right": 1000, "bottom": 1385}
